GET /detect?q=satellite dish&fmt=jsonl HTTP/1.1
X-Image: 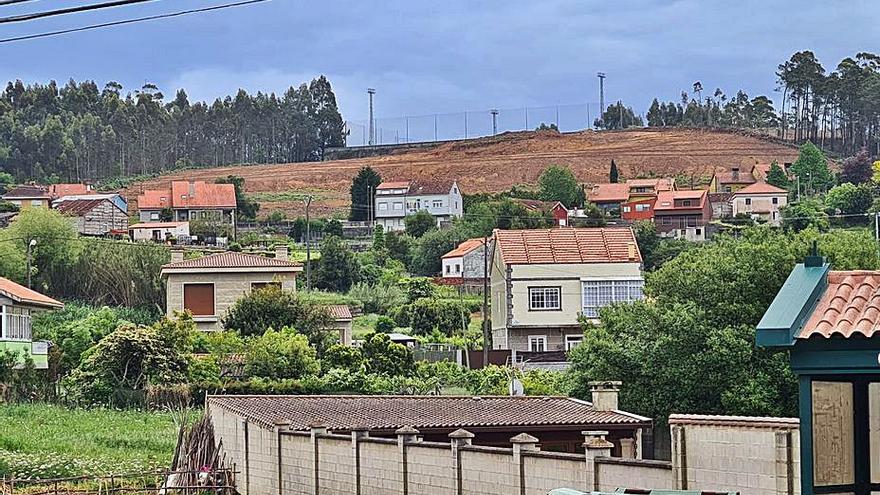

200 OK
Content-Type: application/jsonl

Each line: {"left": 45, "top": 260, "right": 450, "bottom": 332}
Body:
{"left": 508, "top": 378, "right": 524, "bottom": 396}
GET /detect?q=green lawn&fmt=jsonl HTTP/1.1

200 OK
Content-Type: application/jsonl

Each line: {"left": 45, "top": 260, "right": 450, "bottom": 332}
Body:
{"left": 0, "top": 404, "right": 182, "bottom": 480}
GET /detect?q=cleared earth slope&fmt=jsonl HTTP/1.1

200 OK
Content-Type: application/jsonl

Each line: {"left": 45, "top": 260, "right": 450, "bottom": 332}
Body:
{"left": 126, "top": 128, "right": 800, "bottom": 217}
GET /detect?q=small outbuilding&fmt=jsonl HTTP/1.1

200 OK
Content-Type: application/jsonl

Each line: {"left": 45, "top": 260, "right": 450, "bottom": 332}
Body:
{"left": 56, "top": 198, "right": 128, "bottom": 236}
{"left": 129, "top": 221, "right": 190, "bottom": 242}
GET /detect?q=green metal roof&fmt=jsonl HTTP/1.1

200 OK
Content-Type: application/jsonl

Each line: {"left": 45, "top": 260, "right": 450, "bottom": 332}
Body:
{"left": 755, "top": 261, "right": 829, "bottom": 348}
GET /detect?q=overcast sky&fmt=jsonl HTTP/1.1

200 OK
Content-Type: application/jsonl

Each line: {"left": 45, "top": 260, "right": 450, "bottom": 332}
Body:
{"left": 2, "top": 0, "right": 878, "bottom": 126}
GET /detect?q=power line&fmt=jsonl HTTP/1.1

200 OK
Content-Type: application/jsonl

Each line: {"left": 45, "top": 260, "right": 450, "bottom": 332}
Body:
{"left": 0, "top": 0, "right": 160, "bottom": 24}
{"left": 0, "top": 0, "right": 271, "bottom": 44}
{"left": 0, "top": 0, "right": 43, "bottom": 6}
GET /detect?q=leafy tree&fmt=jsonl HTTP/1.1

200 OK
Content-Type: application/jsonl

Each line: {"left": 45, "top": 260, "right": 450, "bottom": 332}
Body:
{"left": 216, "top": 175, "right": 259, "bottom": 220}
{"left": 464, "top": 198, "right": 551, "bottom": 236}
{"left": 349, "top": 167, "right": 381, "bottom": 221}
{"left": 361, "top": 332, "right": 414, "bottom": 376}
{"left": 0, "top": 172, "right": 13, "bottom": 193}
{"left": 873, "top": 160, "right": 880, "bottom": 184}
{"left": 609, "top": 159, "right": 619, "bottom": 183}
{"left": 790, "top": 142, "right": 834, "bottom": 195}
{"left": 411, "top": 228, "right": 463, "bottom": 275}
{"left": 244, "top": 328, "right": 319, "bottom": 380}
{"left": 841, "top": 149, "right": 873, "bottom": 184}
{"left": 404, "top": 210, "right": 437, "bottom": 238}
{"left": 538, "top": 165, "right": 583, "bottom": 207}
{"left": 648, "top": 238, "right": 695, "bottom": 270}
{"left": 765, "top": 161, "right": 790, "bottom": 189}
{"left": 816, "top": 229, "right": 880, "bottom": 270}
{"left": 594, "top": 101, "right": 644, "bottom": 129}
{"left": 535, "top": 122, "right": 559, "bottom": 132}
{"left": 375, "top": 315, "right": 396, "bottom": 333}
{"left": 313, "top": 235, "right": 360, "bottom": 292}
{"left": 404, "top": 277, "right": 436, "bottom": 302}
{"left": 5, "top": 207, "right": 81, "bottom": 292}
{"left": 321, "top": 343, "right": 364, "bottom": 373}
{"left": 408, "top": 299, "right": 471, "bottom": 336}
{"left": 781, "top": 199, "right": 830, "bottom": 232}
{"left": 825, "top": 182, "right": 873, "bottom": 216}
{"left": 646, "top": 99, "right": 663, "bottom": 127}
{"left": 384, "top": 231, "right": 414, "bottom": 266}
{"left": 631, "top": 220, "right": 658, "bottom": 268}
{"left": 221, "top": 285, "right": 333, "bottom": 351}
{"left": 324, "top": 218, "right": 343, "bottom": 237}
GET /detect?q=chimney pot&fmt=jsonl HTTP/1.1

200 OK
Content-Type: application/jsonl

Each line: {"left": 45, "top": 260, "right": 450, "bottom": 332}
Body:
{"left": 588, "top": 381, "right": 622, "bottom": 411}
{"left": 627, "top": 242, "right": 636, "bottom": 260}
{"left": 188, "top": 181, "right": 196, "bottom": 197}
{"left": 170, "top": 249, "right": 185, "bottom": 263}
{"left": 275, "top": 244, "right": 289, "bottom": 261}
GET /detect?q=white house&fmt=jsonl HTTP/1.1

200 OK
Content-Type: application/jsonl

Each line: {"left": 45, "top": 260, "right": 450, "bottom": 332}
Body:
{"left": 129, "top": 221, "right": 191, "bottom": 242}
{"left": 730, "top": 182, "right": 788, "bottom": 226}
{"left": 441, "top": 238, "right": 489, "bottom": 280}
{"left": 490, "top": 227, "right": 644, "bottom": 352}
{"left": 374, "top": 179, "right": 463, "bottom": 231}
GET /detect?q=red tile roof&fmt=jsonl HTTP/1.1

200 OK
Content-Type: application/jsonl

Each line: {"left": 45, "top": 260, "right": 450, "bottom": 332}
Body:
{"left": 587, "top": 183, "right": 630, "bottom": 203}
{"left": 49, "top": 183, "right": 92, "bottom": 198}
{"left": 138, "top": 181, "right": 236, "bottom": 210}
{"left": 2, "top": 184, "right": 51, "bottom": 200}
{"left": 326, "top": 304, "right": 352, "bottom": 321}
{"left": 714, "top": 169, "right": 757, "bottom": 185}
{"left": 0, "top": 277, "right": 63, "bottom": 309}
{"left": 409, "top": 179, "right": 456, "bottom": 195}
{"left": 800, "top": 271, "right": 880, "bottom": 339}
{"left": 653, "top": 190, "right": 708, "bottom": 212}
{"left": 376, "top": 181, "right": 410, "bottom": 190}
{"left": 56, "top": 198, "right": 118, "bottom": 216}
{"left": 495, "top": 227, "right": 641, "bottom": 265}
{"left": 208, "top": 395, "right": 650, "bottom": 430}
{"left": 732, "top": 182, "right": 788, "bottom": 196}
{"left": 626, "top": 177, "right": 675, "bottom": 192}
{"left": 171, "top": 181, "right": 236, "bottom": 208}
{"left": 442, "top": 238, "right": 485, "bottom": 259}
{"left": 129, "top": 222, "right": 189, "bottom": 229}
{"left": 162, "top": 251, "right": 302, "bottom": 271}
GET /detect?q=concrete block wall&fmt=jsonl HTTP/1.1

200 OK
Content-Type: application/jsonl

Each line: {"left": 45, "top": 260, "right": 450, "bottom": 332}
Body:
{"left": 596, "top": 458, "right": 675, "bottom": 492}
{"left": 522, "top": 452, "right": 585, "bottom": 495}
{"left": 359, "top": 438, "right": 403, "bottom": 495}
{"left": 459, "top": 448, "right": 519, "bottom": 494}
{"left": 407, "top": 443, "right": 457, "bottom": 495}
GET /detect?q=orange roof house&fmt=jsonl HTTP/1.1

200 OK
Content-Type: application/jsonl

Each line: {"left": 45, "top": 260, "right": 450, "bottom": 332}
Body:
{"left": 490, "top": 227, "right": 644, "bottom": 352}
{"left": 136, "top": 181, "right": 237, "bottom": 227}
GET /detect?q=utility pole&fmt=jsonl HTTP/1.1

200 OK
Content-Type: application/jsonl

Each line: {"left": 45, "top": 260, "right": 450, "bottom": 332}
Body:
{"left": 597, "top": 72, "right": 606, "bottom": 128}
{"left": 491, "top": 109, "right": 499, "bottom": 135}
{"left": 464, "top": 112, "right": 468, "bottom": 139}
{"left": 26, "top": 239, "right": 36, "bottom": 289}
{"left": 481, "top": 236, "right": 490, "bottom": 367}
{"left": 619, "top": 100, "right": 624, "bottom": 129}
{"left": 367, "top": 185, "right": 373, "bottom": 235}
{"left": 304, "top": 195, "right": 313, "bottom": 290}
{"left": 367, "top": 88, "right": 376, "bottom": 146}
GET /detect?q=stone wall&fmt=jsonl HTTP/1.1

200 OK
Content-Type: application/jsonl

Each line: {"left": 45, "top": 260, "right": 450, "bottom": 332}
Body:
{"left": 210, "top": 405, "right": 800, "bottom": 495}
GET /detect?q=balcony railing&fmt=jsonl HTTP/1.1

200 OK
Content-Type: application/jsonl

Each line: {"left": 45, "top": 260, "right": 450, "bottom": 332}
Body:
{"left": 2, "top": 313, "right": 31, "bottom": 340}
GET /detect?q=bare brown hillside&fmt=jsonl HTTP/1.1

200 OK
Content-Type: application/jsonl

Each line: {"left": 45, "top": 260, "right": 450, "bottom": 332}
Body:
{"left": 126, "top": 128, "right": 801, "bottom": 217}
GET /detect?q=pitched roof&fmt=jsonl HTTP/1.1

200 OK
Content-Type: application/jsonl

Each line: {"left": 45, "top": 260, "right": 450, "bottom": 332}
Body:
{"left": 0, "top": 277, "right": 63, "bottom": 309}
{"left": 732, "top": 182, "right": 788, "bottom": 196}
{"left": 714, "top": 168, "right": 757, "bottom": 185}
{"left": 587, "top": 183, "right": 629, "bottom": 203}
{"left": 161, "top": 251, "right": 302, "bottom": 271}
{"left": 138, "top": 181, "right": 236, "bottom": 210}
{"left": 494, "top": 227, "right": 641, "bottom": 265}
{"left": 376, "top": 181, "right": 410, "bottom": 190}
{"left": 171, "top": 181, "right": 237, "bottom": 208}
{"left": 442, "top": 238, "right": 485, "bottom": 259}
{"left": 129, "top": 221, "right": 189, "bottom": 229}
{"left": 626, "top": 177, "right": 675, "bottom": 192}
{"left": 2, "top": 184, "right": 50, "bottom": 200}
{"left": 653, "top": 190, "right": 707, "bottom": 212}
{"left": 207, "top": 395, "right": 650, "bottom": 430}
{"left": 56, "top": 198, "right": 117, "bottom": 216}
{"left": 326, "top": 304, "right": 352, "bottom": 321}
{"left": 49, "top": 183, "right": 91, "bottom": 198}
{"left": 408, "top": 179, "right": 456, "bottom": 195}
{"left": 512, "top": 199, "right": 566, "bottom": 211}
{"left": 800, "top": 271, "right": 880, "bottom": 339}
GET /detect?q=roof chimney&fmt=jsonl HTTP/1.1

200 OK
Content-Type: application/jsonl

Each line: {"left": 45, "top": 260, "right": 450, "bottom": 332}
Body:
{"left": 804, "top": 240, "right": 824, "bottom": 268}
{"left": 731, "top": 167, "right": 740, "bottom": 181}
{"left": 627, "top": 242, "right": 637, "bottom": 261}
{"left": 188, "top": 181, "right": 196, "bottom": 198}
{"left": 275, "top": 244, "right": 289, "bottom": 261}
{"left": 170, "top": 249, "right": 185, "bottom": 263}
{"left": 588, "top": 381, "right": 621, "bottom": 411}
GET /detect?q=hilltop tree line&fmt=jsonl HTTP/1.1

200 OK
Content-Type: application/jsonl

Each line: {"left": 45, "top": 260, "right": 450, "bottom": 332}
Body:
{"left": 0, "top": 75, "right": 345, "bottom": 182}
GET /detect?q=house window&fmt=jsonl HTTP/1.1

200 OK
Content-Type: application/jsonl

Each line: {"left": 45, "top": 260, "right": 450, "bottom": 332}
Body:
{"left": 696, "top": 228, "right": 702, "bottom": 236}
{"left": 565, "top": 335, "right": 583, "bottom": 350}
{"left": 581, "top": 279, "right": 644, "bottom": 318}
{"left": 661, "top": 217, "right": 671, "bottom": 225}
{"left": 682, "top": 200, "right": 691, "bottom": 207}
{"left": 622, "top": 206, "right": 631, "bottom": 213}
{"left": 455, "top": 264, "right": 460, "bottom": 273}
{"left": 150, "top": 212, "right": 159, "bottom": 220}
{"left": 745, "top": 198, "right": 752, "bottom": 206}
{"left": 528, "top": 335, "right": 547, "bottom": 352}
{"left": 393, "top": 202, "right": 403, "bottom": 210}
{"left": 251, "top": 282, "right": 281, "bottom": 291}
{"left": 432, "top": 200, "right": 443, "bottom": 208}
{"left": 772, "top": 197, "right": 779, "bottom": 205}
{"left": 636, "top": 204, "right": 650, "bottom": 212}
{"left": 445, "top": 264, "right": 451, "bottom": 274}
{"left": 183, "top": 283, "right": 214, "bottom": 316}
{"left": 378, "top": 202, "right": 388, "bottom": 211}
{"left": 30, "top": 200, "right": 42, "bottom": 206}
{"left": 528, "top": 287, "right": 561, "bottom": 311}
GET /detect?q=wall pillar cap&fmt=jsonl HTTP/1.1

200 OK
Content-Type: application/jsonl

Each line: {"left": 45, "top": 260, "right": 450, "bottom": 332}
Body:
{"left": 582, "top": 430, "right": 614, "bottom": 449}
{"left": 395, "top": 425, "right": 421, "bottom": 435}
{"left": 448, "top": 428, "right": 475, "bottom": 439}
{"left": 588, "top": 381, "right": 622, "bottom": 390}
{"left": 510, "top": 433, "right": 539, "bottom": 444}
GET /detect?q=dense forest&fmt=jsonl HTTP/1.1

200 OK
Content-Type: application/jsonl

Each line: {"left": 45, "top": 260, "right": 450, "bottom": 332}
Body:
{"left": 642, "top": 51, "right": 880, "bottom": 156}
{"left": 0, "top": 75, "right": 346, "bottom": 182}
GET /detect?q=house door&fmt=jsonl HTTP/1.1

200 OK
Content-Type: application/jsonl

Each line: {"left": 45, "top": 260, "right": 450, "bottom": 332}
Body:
{"left": 810, "top": 375, "right": 880, "bottom": 495}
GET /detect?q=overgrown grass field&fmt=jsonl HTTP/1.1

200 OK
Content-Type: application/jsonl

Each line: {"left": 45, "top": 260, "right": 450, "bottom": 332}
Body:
{"left": 0, "top": 404, "right": 181, "bottom": 480}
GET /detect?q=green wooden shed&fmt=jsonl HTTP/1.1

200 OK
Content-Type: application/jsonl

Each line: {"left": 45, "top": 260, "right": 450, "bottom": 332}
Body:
{"left": 756, "top": 250, "right": 880, "bottom": 495}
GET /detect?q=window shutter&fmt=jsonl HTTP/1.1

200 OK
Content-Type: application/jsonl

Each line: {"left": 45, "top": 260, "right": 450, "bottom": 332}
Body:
{"left": 184, "top": 284, "right": 214, "bottom": 316}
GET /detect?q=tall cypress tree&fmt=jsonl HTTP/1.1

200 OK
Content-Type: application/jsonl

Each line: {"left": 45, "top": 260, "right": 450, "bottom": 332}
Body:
{"left": 609, "top": 159, "right": 620, "bottom": 183}
{"left": 349, "top": 166, "right": 382, "bottom": 221}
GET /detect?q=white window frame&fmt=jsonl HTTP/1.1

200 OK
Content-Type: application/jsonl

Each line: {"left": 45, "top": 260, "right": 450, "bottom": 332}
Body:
{"left": 150, "top": 212, "right": 159, "bottom": 220}
{"left": 528, "top": 287, "right": 561, "bottom": 311}
{"left": 30, "top": 199, "right": 42, "bottom": 206}
{"left": 581, "top": 277, "right": 644, "bottom": 318}
{"left": 378, "top": 202, "right": 388, "bottom": 211}
{"left": 432, "top": 200, "right": 443, "bottom": 208}
{"left": 528, "top": 335, "right": 547, "bottom": 352}
{"left": 393, "top": 202, "right": 404, "bottom": 211}
{"left": 565, "top": 334, "right": 583, "bottom": 350}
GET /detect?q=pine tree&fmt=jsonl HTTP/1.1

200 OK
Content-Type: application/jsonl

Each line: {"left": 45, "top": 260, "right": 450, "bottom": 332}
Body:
{"left": 349, "top": 167, "right": 382, "bottom": 221}
{"left": 609, "top": 159, "right": 620, "bottom": 183}
{"left": 765, "top": 161, "right": 789, "bottom": 189}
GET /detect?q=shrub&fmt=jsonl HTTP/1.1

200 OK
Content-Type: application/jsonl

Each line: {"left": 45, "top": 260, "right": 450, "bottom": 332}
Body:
{"left": 347, "top": 282, "right": 406, "bottom": 315}
{"left": 408, "top": 299, "right": 471, "bottom": 336}
{"left": 321, "top": 344, "right": 364, "bottom": 373}
{"left": 361, "top": 333, "right": 414, "bottom": 376}
{"left": 404, "top": 278, "right": 436, "bottom": 302}
{"left": 374, "top": 315, "right": 396, "bottom": 333}
{"left": 313, "top": 235, "right": 360, "bottom": 292}
{"left": 188, "top": 356, "right": 222, "bottom": 382}
{"left": 404, "top": 210, "right": 437, "bottom": 238}
{"left": 243, "top": 328, "right": 319, "bottom": 380}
